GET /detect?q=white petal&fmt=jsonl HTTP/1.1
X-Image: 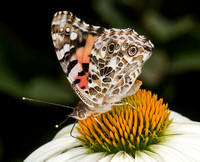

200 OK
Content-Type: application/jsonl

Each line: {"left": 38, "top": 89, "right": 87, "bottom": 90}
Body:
{"left": 169, "top": 111, "right": 191, "bottom": 122}
{"left": 166, "top": 122, "right": 200, "bottom": 135}
{"left": 135, "top": 150, "right": 161, "bottom": 162}
{"left": 150, "top": 144, "right": 190, "bottom": 161}
{"left": 47, "top": 147, "right": 88, "bottom": 162}
{"left": 25, "top": 135, "right": 80, "bottom": 162}
{"left": 164, "top": 134, "right": 200, "bottom": 160}
{"left": 111, "top": 151, "right": 135, "bottom": 162}
{"left": 170, "top": 134, "right": 200, "bottom": 146}
{"left": 158, "top": 121, "right": 200, "bottom": 161}
{"left": 165, "top": 141, "right": 200, "bottom": 161}
{"left": 98, "top": 154, "right": 115, "bottom": 162}
{"left": 65, "top": 152, "right": 105, "bottom": 162}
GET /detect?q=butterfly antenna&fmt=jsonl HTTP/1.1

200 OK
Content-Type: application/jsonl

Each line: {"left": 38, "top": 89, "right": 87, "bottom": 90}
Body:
{"left": 22, "top": 97, "right": 74, "bottom": 109}
{"left": 55, "top": 116, "right": 71, "bottom": 128}
{"left": 23, "top": 97, "right": 79, "bottom": 138}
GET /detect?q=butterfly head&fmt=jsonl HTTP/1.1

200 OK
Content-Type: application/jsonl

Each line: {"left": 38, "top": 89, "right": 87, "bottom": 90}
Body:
{"left": 68, "top": 101, "right": 90, "bottom": 120}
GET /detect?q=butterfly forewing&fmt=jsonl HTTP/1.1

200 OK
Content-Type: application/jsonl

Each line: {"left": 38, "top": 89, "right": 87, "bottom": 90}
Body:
{"left": 51, "top": 11, "right": 107, "bottom": 107}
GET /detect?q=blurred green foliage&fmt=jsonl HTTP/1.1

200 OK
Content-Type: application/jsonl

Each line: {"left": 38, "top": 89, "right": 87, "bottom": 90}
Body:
{"left": 92, "top": 0, "right": 200, "bottom": 88}
{"left": 1, "top": 0, "right": 200, "bottom": 102}
{"left": 0, "top": 25, "right": 77, "bottom": 103}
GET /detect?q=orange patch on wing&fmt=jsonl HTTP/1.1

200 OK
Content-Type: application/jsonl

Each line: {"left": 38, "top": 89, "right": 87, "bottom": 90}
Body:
{"left": 75, "top": 72, "right": 89, "bottom": 89}
{"left": 75, "top": 35, "right": 97, "bottom": 90}
{"left": 76, "top": 35, "right": 98, "bottom": 64}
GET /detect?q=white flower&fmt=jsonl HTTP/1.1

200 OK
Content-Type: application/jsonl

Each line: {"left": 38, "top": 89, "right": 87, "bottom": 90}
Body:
{"left": 24, "top": 90, "right": 200, "bottom": 162}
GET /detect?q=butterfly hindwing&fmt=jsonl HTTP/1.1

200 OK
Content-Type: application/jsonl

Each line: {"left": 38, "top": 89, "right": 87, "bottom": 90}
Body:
{"left": 88, "top": 29, "right": 153, "bottom": 105}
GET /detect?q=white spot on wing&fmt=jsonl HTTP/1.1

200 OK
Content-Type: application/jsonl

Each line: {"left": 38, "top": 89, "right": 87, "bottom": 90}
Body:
{"left": 66, "top": 28, "right": 70, "bottom": 33}
{"left": 83, "top": 21, "right": 89, "bottom": 27}
{"left": 64, "top": 44, "right": 70, "bottom": 52}
{"left": 70, "top": 32, "right": 78, "bottom": 40}
{"left": 63, "top": 11, "right": 68, "bottom": 14}
{"left": 56, "top": 50, "right": 64, "bottom": 60}
{"left": 100, "top": 49, "right": 106, "bottom": 58}
{"left": 57, "top": 44, "right": 70, "bottom": 60}
{"left": 52, "top": 33, "right": 57, "bottom": 40}
{"left": 69, "top": 62, "right": 82, "bottom": 80}
{"left": 142, "top": 52, "right": 151, "bottom": 62}
{"left": 108, "top": 56, "right": 117, "bottom": 68}
{"left": 60, "top": 28, "right": 63, "bottom": 32}
{"left": 60, "top": 17, "right": 66, "bottom": 25}
{"left": 149, "top": 40, "right": 154, "bottom": 48}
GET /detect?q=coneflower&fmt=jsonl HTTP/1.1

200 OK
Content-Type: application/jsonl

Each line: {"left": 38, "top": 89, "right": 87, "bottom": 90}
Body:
{"left": 25, "top": 89, "right": 200, "bottom": 162}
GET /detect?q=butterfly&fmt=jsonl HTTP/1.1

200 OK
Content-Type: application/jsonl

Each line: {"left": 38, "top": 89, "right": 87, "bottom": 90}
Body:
{"left": 51, "top": 11, "right": 154, "bottom": 120}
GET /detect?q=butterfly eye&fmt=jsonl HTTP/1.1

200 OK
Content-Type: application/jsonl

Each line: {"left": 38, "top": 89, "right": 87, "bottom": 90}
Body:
{"left": 79, "top": 111, "right": 85, "bottom": 118}
{"left": 128, "top": 46, "right": 137, "bottom": 56}
{"left": 108, "top": 43, "right": 115, "bottom": 54}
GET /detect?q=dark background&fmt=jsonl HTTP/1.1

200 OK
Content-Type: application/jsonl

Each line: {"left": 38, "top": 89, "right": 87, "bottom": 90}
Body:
{"left": 0, "top": 0, "right": 200, "bottom": 161}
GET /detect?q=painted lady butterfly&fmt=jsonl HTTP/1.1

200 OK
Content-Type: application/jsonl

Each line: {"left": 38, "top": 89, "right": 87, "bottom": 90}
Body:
{"left": 51, "top": 11, "right": 154, "bottom": 120}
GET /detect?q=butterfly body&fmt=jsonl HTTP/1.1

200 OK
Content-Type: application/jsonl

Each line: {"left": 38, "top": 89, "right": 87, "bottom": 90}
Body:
{"left": 51, "top": 11, "right": 154, "bottom": 120}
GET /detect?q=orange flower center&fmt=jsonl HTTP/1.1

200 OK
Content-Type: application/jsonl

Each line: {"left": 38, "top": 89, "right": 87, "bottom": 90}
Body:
{"left": 76, "top": 89, "right": 172, "bottom": 157}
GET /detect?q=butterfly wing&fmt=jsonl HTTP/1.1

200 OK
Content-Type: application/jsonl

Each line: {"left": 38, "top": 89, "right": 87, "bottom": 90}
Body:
{"left": 88, "top": 29, "right": 154, "bottom": 105}
{"left": 51, "top": 11, "right": 107, "bottom": 106}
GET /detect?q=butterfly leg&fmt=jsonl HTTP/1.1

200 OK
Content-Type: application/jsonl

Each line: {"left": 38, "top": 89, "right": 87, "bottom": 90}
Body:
{"left": 93, "top": 114, "right": 110, "bottom": 136}
{"left": 93, "top": 115, "right": 104, "bottom": 127}
{"left": 93, "top": 114, "right": 109, "bottom": 131}
{"left": 112, "top": 102, "right": 136, "bottom": 110}
{"left": 70, "top": 119, "right": 78, "bottom": 138}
